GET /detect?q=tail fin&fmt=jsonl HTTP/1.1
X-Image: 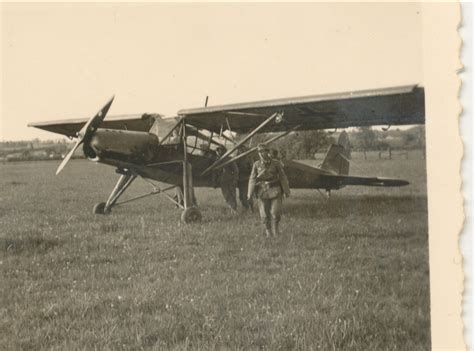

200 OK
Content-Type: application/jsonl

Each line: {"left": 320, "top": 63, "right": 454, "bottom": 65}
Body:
{"left": 320, "top": 131, "right": 351, "bottom": 175}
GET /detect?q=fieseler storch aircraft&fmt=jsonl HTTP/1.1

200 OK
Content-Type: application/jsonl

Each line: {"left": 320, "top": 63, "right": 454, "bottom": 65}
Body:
{"left": 29, "top": 85, "right": 425, "bottom": 223}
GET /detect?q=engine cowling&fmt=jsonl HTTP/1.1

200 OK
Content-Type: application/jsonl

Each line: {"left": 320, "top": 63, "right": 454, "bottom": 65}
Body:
{"left": 85, "top": 129, "right": 159, "bottom": 163}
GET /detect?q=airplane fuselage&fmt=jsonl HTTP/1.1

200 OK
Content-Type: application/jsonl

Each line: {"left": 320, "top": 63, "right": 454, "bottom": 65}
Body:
{"left": 86, "top": 128, "right": 337, "bottom": 190}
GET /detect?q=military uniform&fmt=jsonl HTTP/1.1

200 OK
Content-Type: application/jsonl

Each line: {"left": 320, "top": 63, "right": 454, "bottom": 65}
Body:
{"left": 236, "top": 149, "right": 254, "bottom": 210}
{"left": 248, "top": 145, "right": 290, "bottom": 237}
{"left": 218, "top": 162, "right": 239, "bottom": 211}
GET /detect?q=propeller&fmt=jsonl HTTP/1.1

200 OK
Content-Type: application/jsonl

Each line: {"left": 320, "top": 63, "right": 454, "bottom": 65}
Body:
{"left": 56, "top": 96, "right": 115, "bottom": 175}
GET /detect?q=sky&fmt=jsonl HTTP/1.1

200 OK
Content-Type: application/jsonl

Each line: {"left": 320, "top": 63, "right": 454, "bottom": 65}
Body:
{"left": 1, "top": 2, "right": 423, "bottom": 141}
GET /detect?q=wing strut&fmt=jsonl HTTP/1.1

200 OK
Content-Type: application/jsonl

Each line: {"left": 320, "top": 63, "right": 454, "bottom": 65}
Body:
{"left": 225, "top": 117, "right": 236, "bottom": 143}
{"left": 211, "top": 124, "right": 301, "bottom": 172}
{"left": 201, "top": 111, "right": 284, "bottom": 175}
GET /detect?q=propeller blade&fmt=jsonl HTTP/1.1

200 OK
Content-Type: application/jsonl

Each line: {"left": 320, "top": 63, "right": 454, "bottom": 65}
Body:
{"left": 55, "top": 96, "right": 115, "bottom": 175}
{"left": 80, "top": 96, "right": 115, "bottom": 136}
{"left": 56, "top": 139, "right": 83, "bottom": 175}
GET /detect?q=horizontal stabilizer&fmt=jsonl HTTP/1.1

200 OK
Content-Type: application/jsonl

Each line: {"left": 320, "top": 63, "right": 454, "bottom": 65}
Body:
{"left": 321, "top": 174, "right": 409, "bottom": 188}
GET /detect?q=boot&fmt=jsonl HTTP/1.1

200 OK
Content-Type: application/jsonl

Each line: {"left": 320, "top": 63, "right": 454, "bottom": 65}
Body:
{"left": 271, "top": 220, "right": 281, "bottom": 236}
{"left": 263, "top": 222, "right": 273, "bottom": 238}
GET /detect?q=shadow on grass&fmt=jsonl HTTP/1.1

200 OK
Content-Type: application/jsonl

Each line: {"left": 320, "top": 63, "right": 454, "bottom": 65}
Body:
{"left": 1, "top": 236, "right": 60, "bottom": 254}
{"left": 6, "top": 181, "right": 27, "bottom": 186}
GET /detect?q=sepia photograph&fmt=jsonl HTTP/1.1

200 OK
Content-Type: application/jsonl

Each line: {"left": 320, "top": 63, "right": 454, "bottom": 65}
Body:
{"left": 0, "top": 2, "right": 464, "bottom": 350}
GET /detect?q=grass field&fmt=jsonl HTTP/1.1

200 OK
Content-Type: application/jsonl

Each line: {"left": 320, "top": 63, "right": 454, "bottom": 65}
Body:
{"left": 1, "top": 153, "right": 430, "bottom": 350}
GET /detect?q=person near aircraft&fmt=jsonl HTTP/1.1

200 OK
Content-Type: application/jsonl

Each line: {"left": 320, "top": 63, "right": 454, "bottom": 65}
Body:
{"left": 215, "top": 146, "right": 239, "bottom": 213}
{"left": 247, "top": 143, "right": 290, "bottom": 237}
{"left": 28, "top": 86, "right": 422, "bottom": 222}
{"left": 270, "top": 148, "right": 284, "bottom": 167}
{"left": 235, "top": 147, "right": 254, "bottom": 211}
{"left": 168, "top": 129, "right": 181, "bottom": 144}
{"left": 270, "top": 148, "right": 279, "bottom": 159}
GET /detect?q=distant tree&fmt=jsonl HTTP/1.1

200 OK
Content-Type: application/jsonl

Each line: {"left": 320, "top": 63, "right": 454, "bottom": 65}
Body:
{"left": 402, "top": 132, "right": 416, "bottom": 147}
{"left": 350, "top": 127, "right": 378, "bottom": 158}
{"left": 378, "top": 140, "right": 390, "bottom": 151}
{"left": 247, "top": 130, "right": 333, "bottom": 160}
{"left": 360, "top": 127, "right": 377, "bottom": 148}
{"left": 396, "top": 126, "right": 426, "bottom": 150}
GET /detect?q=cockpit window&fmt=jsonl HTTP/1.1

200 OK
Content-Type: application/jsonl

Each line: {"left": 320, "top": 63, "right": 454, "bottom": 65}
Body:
{"left": 148, "top": 117, "right": 161, "bottom": 137}
{"left": 148, "top": 115, "right": 181, "bottom": 144}
{"left": 167, "top": 129, "right": 181, "bottom": 145}
{"left": 148, "top": 116, "right": 218, "bottom": 156}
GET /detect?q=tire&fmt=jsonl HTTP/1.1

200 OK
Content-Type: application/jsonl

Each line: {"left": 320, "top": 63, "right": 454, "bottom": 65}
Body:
{"left": 93, "top": 202, "right": 110, "bottom": 215}
{"left": 181, "top": 207, "right": 202, "bottom": 223}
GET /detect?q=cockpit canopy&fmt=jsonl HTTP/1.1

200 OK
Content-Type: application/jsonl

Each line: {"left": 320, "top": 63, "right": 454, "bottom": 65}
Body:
{"left": 146, "top": 114, "right": 181, "bottom": 145}
{"left": 146, "top": 113, "right": 220, "bottom": 157}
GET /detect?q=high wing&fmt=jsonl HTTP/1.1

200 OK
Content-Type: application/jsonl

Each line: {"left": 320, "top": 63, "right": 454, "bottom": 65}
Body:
{"left": 179, "top": 85, "right": 424, "bottom": 134}
{"left": 28, "top": 113, "right": 158, "bottom": 138}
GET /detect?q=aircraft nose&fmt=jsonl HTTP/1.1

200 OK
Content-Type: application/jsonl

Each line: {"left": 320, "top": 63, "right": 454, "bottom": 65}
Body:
{"left": 83, "top": 135, "right": 100, "bottom": 159}
{"left": 84, "top": 129, "right": 159, "bottom": 162}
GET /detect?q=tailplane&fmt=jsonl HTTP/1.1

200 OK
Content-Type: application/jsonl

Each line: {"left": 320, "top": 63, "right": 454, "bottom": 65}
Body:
{"left": 320, "top": 131, "right": 351, "bottom": 175}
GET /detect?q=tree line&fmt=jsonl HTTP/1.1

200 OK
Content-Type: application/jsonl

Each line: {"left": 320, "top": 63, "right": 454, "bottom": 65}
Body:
{"left": 2, "top": 125, "right": 425, "bottom": 161}
{"left": 249, "top": 125, "right": 426, "bottom": 160}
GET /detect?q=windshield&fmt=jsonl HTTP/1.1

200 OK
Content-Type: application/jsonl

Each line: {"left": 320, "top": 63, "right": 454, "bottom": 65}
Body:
{"left": 149, "top": 115, "right": 181, "bottom": 144}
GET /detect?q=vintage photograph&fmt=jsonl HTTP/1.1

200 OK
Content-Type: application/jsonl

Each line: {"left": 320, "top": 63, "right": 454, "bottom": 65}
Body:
{"left": 1, "top": 2, "right": 463, "bottom": 349}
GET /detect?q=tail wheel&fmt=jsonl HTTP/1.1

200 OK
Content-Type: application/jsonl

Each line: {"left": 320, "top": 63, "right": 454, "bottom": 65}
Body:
{"left": 93, "top": 202, "right": 111, "bottom": 215}
{"left": 181, "top": 207, "right": 202, "bottom": 223}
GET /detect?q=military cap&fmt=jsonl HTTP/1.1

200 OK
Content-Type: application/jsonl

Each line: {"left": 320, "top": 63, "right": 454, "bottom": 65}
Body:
{"left": 257, "top": 144, "right": 270, "bottom": 152}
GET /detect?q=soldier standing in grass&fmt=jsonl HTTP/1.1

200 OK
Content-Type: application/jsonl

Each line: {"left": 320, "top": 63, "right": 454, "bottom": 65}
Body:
{"left": 247, "top": 144, "right": 290, "bottom": 237}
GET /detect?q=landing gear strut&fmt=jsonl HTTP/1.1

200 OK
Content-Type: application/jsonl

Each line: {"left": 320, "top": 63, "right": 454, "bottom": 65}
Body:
{"left": 91, "top": 165, "right": 201, "bottom": 223}
{"left": 179, "top": 119, "right": 201, "bottom": 223}
{"left": 181, "top": 160, "right": 201, "bottom": 223}
{"left": 91, "top": 118, "right": 203, "bottom": 223}
{"left": 93, "top": 172, "right": 136, "bottom": 215}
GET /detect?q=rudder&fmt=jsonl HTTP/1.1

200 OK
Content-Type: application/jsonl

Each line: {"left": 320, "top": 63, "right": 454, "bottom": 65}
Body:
{"left": 320, "top": 131, "right": 351, "bottom": 175}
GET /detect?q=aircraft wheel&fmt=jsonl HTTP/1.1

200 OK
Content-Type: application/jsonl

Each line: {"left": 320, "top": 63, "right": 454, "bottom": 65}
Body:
{"left": 181, "top": 207, "right": 202, "bottom": 223}
{"left": 93, "top": 202, "right": 110, "bottom": 215}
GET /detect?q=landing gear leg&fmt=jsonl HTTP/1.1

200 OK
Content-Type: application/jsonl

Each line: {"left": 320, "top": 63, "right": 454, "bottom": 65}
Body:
{"left": 93, "top": 172, "right": 137, "bottom": 214}
{"left": 181, "top": 161, "right": 201, "bottom": 223}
